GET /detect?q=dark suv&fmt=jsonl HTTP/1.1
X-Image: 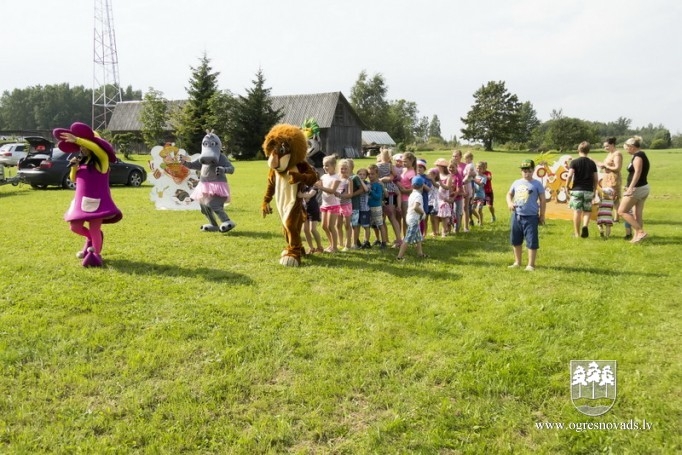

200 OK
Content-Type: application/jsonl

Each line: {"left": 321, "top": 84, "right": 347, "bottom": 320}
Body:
{"left": 17, "top": 136, "right": 147, "bottom": 189}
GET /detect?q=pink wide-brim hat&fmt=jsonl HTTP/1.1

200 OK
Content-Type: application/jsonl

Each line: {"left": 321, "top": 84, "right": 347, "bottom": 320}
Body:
{"left": 53, "top": 122, "right": 116, "bottom": 162}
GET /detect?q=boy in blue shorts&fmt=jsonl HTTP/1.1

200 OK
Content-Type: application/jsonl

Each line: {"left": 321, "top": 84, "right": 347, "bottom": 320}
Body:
{"left": 506, "top": 159, "right": 546, "bottom": 271}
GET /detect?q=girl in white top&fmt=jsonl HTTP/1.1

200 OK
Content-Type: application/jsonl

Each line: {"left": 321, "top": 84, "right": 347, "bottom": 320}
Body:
{"left": 315, "top": 155, "right": 341, "bottom": 253}
{"left": 335, "top": 159, "right": 354, "bottom": 251}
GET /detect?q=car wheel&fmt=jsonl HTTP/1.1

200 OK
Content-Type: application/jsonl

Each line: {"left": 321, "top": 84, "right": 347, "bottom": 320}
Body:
{"left": 62, "top": 174, "right": 76, "bottom": 190}
{"left": 127, "top": 170, "right": 143, "bottom": 187}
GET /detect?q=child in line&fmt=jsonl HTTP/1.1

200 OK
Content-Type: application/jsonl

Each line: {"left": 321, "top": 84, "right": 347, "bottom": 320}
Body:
{"left": 506, "top": 159, "right": 546, "bottom": 271}
{"left": 315, "top": 155, "right": 341, "bottom": 253}
{"left": 343, "top": 160, "right": 368, "bottom": 249}
{"left": 335, "top": 159, "right": 353, "bottom": 251}
{"left": 367, "top": 164, "right": 388, "bottom": 248}
{"left": 472, "top": 162, "right": 488, "bottom": 226}
{"left": 597, "top": 187, "right": 615, "bottom": 239}
{"left": 397, "top": 176, "right": 427, "bottom": 260}
{"left": 416, "top": 159, "right": 431, "bottom": 235}
{"left": 427, "top": 168, "right": 441, "bottom": 236}
{"left": 356, "top": 168, "right": 373, "bottom": 248}
{"left": 448, "top": 159, "right": 464, "bottom": 233}
{"left": 298, "top": 183, "right": 324, "bottom": 254}
{"left": 437, "top": 167, "right": 453, "bottom": 237}
{"left": 482, "top": 161, "right": 496, "bottom": 222}
{"left": 462, "top": 151, "right": 476, "bottom": 231}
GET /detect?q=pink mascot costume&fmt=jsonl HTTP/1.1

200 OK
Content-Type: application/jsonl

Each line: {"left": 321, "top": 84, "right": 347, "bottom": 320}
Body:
{"left": 53, "top": 122, "right": 122, "bottom": 267}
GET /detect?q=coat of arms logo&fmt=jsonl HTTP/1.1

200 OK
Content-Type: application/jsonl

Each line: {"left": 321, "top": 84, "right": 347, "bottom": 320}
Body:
{"left": 570, "top": 360, "right": 617, "bottom": 416}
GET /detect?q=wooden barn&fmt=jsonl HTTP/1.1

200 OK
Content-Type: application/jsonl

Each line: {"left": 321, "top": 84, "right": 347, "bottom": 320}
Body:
{"left": 269, "top": 92, "right": 365, "bottom": 158}
{"left": 107, "top": 91, "right": 364, "bottom": 157}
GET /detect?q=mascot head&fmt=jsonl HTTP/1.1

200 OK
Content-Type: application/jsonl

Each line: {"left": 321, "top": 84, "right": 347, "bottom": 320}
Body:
{"left": 53, "top": 122, "right": 116, "bottom": 162}
{"left": 262, "top": 124, "right": 307, "bottom": 173}
{"left": 301, "top": 117, "right": 321, "bottom": 156}
{"left": 199, "top": 130, "right": 222, "bottom": 165}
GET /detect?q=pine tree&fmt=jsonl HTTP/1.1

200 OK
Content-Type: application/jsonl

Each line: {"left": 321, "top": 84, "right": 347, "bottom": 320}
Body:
{"left": 227, "top": 68, "right": 282, "bottom": 160}
{"left": 173, "top": 54, "right": 221, "bottom": 155}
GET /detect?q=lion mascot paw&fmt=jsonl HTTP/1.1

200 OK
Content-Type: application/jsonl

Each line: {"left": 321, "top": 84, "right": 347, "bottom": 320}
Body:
{"left": 262, "top": 124, "right": 319, "bottom": 266}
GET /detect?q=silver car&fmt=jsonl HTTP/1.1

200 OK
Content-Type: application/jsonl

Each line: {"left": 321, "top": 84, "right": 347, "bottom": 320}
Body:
{"left": 0, "top": 142, "right": 27, "bottom": 166}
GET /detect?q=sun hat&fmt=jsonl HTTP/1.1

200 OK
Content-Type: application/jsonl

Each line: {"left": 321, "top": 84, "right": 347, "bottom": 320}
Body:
{"left": 519, "top": 159, "right": 535, "bottom": 169}
{"left": 393, "top": 153, "right": 403, "bottom": 161}
{"left": 411, "top": 175, "right": 426, "bottom": 187}
{"left": 53, "top": 122, "right": 116, "bottom": 162}
{"left": 434, "top": 158, "right": 448, "bottom": 167}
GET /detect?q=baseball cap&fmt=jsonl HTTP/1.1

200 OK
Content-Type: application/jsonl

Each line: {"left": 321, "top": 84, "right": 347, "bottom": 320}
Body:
{"left": 411, "top": 175, "right": 426, "bottom": 187}
{"left": 519, "top": 159, "right": 535, "bottom": 169}
{"left": 417, "top": 159, "right": 427, "bottom": 168}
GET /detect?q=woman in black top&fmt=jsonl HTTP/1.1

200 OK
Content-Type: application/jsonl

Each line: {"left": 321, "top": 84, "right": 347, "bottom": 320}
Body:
{"left": 618, "top": 136, "right": 650, "bottom": 243}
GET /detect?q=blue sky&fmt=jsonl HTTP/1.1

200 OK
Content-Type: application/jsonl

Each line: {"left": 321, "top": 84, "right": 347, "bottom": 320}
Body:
{"left": 4, "top": 0, "right": 681, "bottom": 139}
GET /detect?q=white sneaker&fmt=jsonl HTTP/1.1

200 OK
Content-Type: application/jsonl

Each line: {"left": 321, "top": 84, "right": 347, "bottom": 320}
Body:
{"left": 525, "top": 265, "right": 535, "bottom": 272}
{"left": 508, "top": 263, "right": 520, "bottom": 268}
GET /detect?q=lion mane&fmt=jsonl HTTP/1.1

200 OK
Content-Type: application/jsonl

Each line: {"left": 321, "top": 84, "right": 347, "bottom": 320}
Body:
{"left": 261, "top": 123, "right": 319, "bottom": 266}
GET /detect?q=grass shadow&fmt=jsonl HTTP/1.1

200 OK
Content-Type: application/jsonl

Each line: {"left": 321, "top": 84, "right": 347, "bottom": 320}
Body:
{"left": 106, "top": 259, "right": 254, "bottom": 284}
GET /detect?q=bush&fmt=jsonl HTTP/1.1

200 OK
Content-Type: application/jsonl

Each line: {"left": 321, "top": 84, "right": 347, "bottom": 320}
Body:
{"left": 650, "top": 138, "right": 669, "bottom": 149}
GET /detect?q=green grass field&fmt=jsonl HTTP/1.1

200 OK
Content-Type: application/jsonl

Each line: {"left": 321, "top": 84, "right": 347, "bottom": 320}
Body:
{"left": 1, "top": 149, "right": 680, "bottom": 454}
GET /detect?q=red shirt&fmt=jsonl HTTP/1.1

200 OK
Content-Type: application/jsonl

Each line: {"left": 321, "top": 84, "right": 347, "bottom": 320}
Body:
{"left": 483, "top": 170, "right": 493, "bottom": 194}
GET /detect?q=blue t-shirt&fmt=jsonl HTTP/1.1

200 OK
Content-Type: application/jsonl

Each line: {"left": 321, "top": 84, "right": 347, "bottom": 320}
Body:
{"left": 368, "top": 181, "right": 384, "bottom": 208}
{"left": 508, "top": 178, "right": 544, "bottom": 216}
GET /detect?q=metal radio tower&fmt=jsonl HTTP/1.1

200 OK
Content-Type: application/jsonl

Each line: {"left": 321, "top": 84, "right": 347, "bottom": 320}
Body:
{"left": 92, "top": 0, "right": 122, "bottom": 131}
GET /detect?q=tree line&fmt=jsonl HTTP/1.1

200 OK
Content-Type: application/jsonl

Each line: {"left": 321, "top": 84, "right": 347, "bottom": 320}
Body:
{"left": 1, "top": 60, "right": 678, "bottom": 158}
{"left": 459, "top": 80, "right": 677, "bottom": 151}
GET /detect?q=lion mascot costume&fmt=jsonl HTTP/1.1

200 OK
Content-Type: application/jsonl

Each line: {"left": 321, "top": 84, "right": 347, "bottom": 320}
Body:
{"left": 181, "top": 130, "right": 236, "bottom": 232}
{"left": 261, "top": 124, "right": 319, "bottom": 266}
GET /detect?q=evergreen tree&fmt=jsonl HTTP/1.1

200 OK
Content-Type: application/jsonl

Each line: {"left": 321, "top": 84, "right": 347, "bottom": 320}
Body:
{"left": 227, "top": 68, "right": 282, "bottom": 160}
{"left": 428, "top": 115, "right": 443, "bottom": 141}
{"left": 173, "top": 54, "right": 221, "bottom": 155}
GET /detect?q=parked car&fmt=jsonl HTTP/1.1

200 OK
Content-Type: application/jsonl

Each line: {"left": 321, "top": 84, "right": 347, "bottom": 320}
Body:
{"left": 17, "top": 137, "right": 147, "bottom": 189}
{"left": 0, "top": 142, "right": 27, "bottom": 166}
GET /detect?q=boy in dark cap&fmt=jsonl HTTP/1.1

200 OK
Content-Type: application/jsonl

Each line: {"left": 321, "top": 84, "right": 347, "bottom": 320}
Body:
{"left": 506, "top": 159, "right": 546, "bottom": 271}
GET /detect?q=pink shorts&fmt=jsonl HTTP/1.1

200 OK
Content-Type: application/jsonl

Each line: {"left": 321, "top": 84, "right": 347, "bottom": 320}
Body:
{"left": 320, "top": 205, "right": 341, "bottom": 215}
{"left": 339, "top": 204, "right": 352, "bottom": 217}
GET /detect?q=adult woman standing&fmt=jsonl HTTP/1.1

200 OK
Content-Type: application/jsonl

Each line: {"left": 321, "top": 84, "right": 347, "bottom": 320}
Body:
{"left": 597, "top": 136, "right": 623, "bottom": 221}
{"left": 376, "top": 148, "right": 402, "bottom": 246}
{"left": 617, "top": 136, "right": 650, "bottom": 243}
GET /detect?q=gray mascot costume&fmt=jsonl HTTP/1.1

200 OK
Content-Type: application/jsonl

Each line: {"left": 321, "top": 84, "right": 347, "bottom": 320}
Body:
{"left": 182, "top": 131, "right": 236, "bottom": 232}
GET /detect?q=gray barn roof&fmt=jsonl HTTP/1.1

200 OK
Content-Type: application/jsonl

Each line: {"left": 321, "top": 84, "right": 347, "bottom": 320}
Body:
{"left": 108, "top": 92, "right": 363, "bottom": 132}
{"left": 269, "top": 91, "right": 364, "bottom": 128}
{"left": 107, "top": 100, "right": 184, "bottom": 131}
{"left": 362, "top": 131, "right": 396, "bottom": 146}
